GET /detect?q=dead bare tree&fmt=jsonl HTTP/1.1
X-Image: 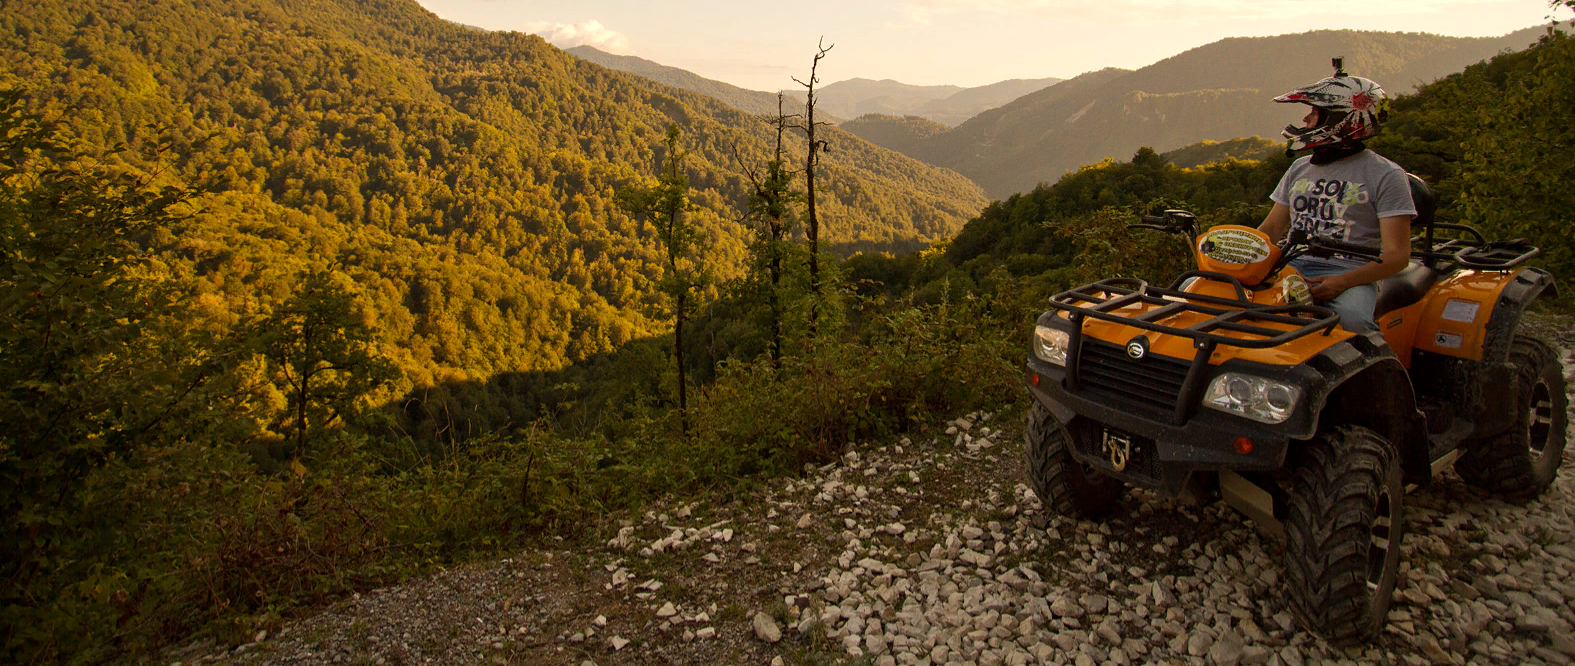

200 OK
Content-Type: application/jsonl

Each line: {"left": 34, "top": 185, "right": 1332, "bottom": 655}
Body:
{"left": 792, "top": 38, "right": 834, "bottom": 335}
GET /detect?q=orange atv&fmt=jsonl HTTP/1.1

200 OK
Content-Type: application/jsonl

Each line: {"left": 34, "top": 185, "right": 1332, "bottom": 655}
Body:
{"left": 1022, "top": 175, "right": 1566, "bottom": 645}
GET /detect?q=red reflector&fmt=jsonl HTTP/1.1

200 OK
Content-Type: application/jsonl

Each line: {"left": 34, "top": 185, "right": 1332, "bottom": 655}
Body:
{"left": 1031, "top": 373, "right": 1041, "bottom": 386}
{"left": 1233, "top": 437, "right": 1254, "bottom": 455}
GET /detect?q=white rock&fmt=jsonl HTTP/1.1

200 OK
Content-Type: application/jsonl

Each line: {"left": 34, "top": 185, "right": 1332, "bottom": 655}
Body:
{"left": 656, "top": 602, "right": 677, "bottom": 618}
{"left": 695, "top": 627, "right": 716, "bottom": 639}
{"left": 1187, "top": 631, "right": 1214, "bottom": 657}
{"left": 609, "top": 636, "right": 628, "bottom": 651}
{"left": 753, "top": 612, "right": 782, "bottom": 643}
{"left": 1051, "top": 596, "right": 1086, "bottom": 619}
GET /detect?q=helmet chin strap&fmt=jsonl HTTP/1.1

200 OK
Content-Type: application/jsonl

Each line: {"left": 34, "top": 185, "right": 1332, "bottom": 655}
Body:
{"left": 1309, "top": 140, "right": 1366, "bottom": 165}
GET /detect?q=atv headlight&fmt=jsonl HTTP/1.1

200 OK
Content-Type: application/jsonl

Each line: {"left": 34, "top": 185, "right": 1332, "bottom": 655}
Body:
{"left": 1204, "top": 373, "right": 1301, "bottom": 424}
{"left": 1033, "top": 325, "right": 1070, "bottom": 366}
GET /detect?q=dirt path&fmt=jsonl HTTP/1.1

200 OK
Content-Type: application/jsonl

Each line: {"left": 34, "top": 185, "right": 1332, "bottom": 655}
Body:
{"left": 188, "top": 318, "right": 1575, "bottom": 666}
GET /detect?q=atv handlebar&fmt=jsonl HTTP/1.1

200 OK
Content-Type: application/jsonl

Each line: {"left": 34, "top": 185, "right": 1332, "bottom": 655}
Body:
{"left": 1126, "top": 211, "right": 1198, "bottom": 236}
{"left": 1306, "top": 236, "right": 1384, "bottom": 262}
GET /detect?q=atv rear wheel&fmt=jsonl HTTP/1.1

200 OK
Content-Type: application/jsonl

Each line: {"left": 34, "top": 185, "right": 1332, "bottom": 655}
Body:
{"left": 1457, "top": 335, "right": 1568, "bottom": 499}
{"left": 1283, "top": 425, "right": 1404, "bottom": 647}
{"left": 1024, "top": 403, "right": 1122, "bottom": 519}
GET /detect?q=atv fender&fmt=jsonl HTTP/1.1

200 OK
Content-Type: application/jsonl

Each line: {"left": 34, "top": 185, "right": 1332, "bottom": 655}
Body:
{"left": 1313, "top": 335, "right": 1430, "bottom": 483}
{"left": 1481, "top": 268, "right": 1557, "bottom": 361}
{"left": 1413, "top": 267, "right": 1556, "bottom": 362}
{"left": 1409, "top": 268, "right": 1556, "bottom": 440}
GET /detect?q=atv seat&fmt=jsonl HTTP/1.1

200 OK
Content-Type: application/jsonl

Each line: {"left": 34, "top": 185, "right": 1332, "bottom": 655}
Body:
{"left": 1374, "top": 261, "right": 1439, "bottom": 318}
{"left": 1407, "top": 173, "right": 1438, "bottom": 230}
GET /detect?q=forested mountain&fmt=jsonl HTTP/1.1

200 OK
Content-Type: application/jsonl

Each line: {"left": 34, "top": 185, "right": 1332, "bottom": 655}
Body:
{"left": 564, "top": 45, "right": 816, "bottom": 120}
{"left": 0, "top": 0, "right": 986, "bottom": 387}
{"left": 894, "top": 28, "right": 1545, "bottom": 198}
{"left": 840, "top": 113, "right": 952, "bottom": 155}
{"left": 1162, "top": 136, "right": 1281, "bottom": 168}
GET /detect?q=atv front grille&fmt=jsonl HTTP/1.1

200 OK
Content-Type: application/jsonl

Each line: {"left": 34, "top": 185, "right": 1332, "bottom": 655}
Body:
{"left": 1076, "top": 339, "right": 1190, "bottom": 416}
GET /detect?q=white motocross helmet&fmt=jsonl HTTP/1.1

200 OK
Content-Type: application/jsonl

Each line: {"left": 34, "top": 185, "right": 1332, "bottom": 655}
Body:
{"left": 1275, "top": 59, "right": 1389, "bottom": 152}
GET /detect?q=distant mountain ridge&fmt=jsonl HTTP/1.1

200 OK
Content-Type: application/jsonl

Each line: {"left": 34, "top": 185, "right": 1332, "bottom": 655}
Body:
{"left": 566, "top": 45, "right": 807, "bottom": 119}
{"left": 871, "top": 28, "right": 1546, "bottom": 198}
{"left": 568, "top": 47, "right": 1061, "bottom": 128}
{"left": 788, "top": 76, "right": 1064, "bottom": 126}
{"left": 915, "top": 78, "right": 1067, "bottom": 126}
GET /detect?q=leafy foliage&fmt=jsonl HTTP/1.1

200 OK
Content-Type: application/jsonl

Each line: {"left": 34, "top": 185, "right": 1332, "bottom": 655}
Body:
{"left": 1162, "top": 136, "right": 1281, "bottom": 169}
{"left": 245, "top": 269, "right": 397, "bottom": 458}
{"left": 616, "top": 125, "right": 707, "bottom": 433}
{"left": 1455, "top": 30, "right": 1575, "bottom": 277}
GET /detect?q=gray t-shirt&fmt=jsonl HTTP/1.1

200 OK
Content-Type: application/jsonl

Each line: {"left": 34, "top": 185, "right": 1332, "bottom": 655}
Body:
{"left": 1270, "top": 151, "right": 1417, "bottom": 267}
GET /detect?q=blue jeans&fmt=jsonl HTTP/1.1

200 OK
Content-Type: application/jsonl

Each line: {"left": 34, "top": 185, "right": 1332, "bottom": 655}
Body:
{"left": 1290, "top": 257, "right": 1378, "bottom": 333}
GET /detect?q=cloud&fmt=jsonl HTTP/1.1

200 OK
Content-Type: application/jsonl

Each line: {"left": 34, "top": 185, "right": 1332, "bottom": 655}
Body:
{"left": 523, "top": 20, "right": 632, "bottom": 54}
{"left": 893, "top": 0, "right": 1480, "bottom": 26}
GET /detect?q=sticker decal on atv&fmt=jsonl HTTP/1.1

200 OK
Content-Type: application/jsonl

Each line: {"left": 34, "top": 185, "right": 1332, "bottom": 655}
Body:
{"left": 1442, "top": 298, "right": 1481, "bottom": 323}
{"left": 1198, "top": 228, "right": 1273, "bottom": 264}
{"left": 1435, "top": 331, "right": 1464, "bottom": 349}
{"left": 1282, "top": 274, "right": 1313, "bottom": 305}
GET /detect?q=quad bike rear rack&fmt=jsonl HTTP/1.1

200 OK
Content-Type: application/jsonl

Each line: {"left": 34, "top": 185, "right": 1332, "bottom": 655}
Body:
{"left": 1047, "top": 273, "right": 1343, "bottom": 424}
{"left": 1411, "top": 223, "right": 1541, "bottom": 270}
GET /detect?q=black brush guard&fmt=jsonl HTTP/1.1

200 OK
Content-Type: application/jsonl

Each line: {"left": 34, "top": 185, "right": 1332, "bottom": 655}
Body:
{"left": 1048, "top": 272, "right": 1342, "bottom": 425}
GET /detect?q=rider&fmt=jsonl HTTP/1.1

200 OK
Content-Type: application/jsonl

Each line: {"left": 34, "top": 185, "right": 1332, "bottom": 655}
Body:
{"left": 1257, "top": 61, "right": 1416, "bottom": 333}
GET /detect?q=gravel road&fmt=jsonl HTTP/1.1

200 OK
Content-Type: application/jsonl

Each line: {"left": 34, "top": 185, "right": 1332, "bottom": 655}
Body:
{"left": 196, "top": 332, "right": 1575, "bottom": 666}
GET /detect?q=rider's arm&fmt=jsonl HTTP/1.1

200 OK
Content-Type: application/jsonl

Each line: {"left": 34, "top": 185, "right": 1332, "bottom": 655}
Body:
{"left": 1306, "top": 215, "right": 1413, "bottom": 299}
{"left": 1258, "top": 203, "right": 1291, "bottom": 243}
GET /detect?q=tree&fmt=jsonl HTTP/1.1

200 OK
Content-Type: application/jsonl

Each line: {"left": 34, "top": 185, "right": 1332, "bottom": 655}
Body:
{"left": 249, "top": 270, "right": 395, "bottom": 459}
{"left": 0, "top": 89, "right": 251, "bottom": 662}
{"left": 735, "top": 94, "right": 804, "bottom": 367}
{"left": 1455, "top": 29, "right": 1575, "bottom": 277}
{"left": 793, "top": 39, "right": 835, "bottom": 335}
{"left": 616, "top": 125, "right": 706, "bottom": 435}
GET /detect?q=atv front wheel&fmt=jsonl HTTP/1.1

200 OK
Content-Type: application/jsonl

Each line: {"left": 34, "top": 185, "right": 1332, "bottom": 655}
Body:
{"left": 1024, "top": 403, "right": 1122, "bottom": 519}
{"left": 1457, "top": 335, "right": 1568, "bottom": 499}
{"left": 1283, "top": 425, "right": 1404, "bottom": 646}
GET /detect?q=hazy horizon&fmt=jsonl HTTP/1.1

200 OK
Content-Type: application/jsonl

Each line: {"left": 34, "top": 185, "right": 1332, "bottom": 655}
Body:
{"left": 413, "top": 0, "right": 1566, "bottom": 92}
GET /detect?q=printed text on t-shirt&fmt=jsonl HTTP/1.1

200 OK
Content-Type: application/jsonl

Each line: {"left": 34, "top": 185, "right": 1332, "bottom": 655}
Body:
{"left": 1288, "top": 177, "right": 1370, "bottom": 240}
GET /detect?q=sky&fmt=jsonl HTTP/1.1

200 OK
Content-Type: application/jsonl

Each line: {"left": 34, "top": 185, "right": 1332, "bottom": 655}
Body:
{"left": 412, "top": 0, "right": 1569, "bottom": 91}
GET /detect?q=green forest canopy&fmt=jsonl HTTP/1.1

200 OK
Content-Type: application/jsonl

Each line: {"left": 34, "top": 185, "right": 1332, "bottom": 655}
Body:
{"left": 0, "top": 0, "right": 987, "bottom": 394}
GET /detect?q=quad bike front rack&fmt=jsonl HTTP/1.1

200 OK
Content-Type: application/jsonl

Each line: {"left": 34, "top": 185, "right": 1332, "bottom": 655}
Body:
{"left": 1048, "top": 276, "right": 1342, "bottom": 424}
